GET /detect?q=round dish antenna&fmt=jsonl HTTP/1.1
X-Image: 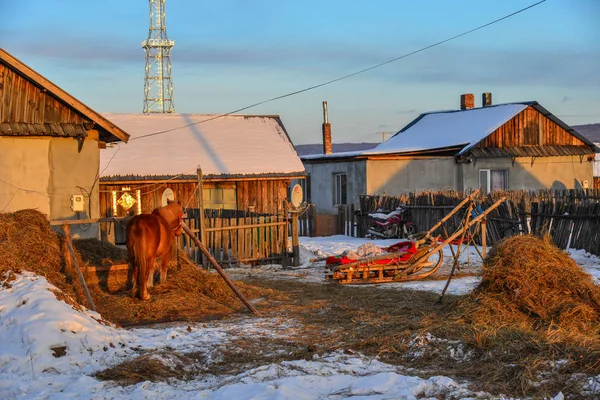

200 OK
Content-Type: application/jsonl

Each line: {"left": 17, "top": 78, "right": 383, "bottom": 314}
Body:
{"left": 290, "top": 184, "right": 303, "bottom": 208}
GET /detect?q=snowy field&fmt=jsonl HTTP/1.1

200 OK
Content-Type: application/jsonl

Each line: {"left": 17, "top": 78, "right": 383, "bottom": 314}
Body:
{"left": 1, "top": 235, "right": 599, "bottom": 399}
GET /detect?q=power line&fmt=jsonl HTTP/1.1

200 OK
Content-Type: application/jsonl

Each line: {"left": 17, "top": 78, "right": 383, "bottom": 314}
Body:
{"left": 130, "top": 0, "right": 547, "bottom": 142}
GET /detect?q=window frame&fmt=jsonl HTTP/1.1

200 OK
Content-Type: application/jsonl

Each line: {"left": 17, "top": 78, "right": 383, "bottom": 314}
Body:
{"left": 479, "top": 169, "right": 508, "bottom": 194}
{"left": 333, "top": 173, "right": 347, "bottom": 206}
{"left": 202, "top": 187, "right": 237, "bottom": 210}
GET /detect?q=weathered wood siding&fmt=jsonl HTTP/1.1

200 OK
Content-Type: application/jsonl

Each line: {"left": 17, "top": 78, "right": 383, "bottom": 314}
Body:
{"left": 0, "top": 64, "right": 87, "bottom": 126}
{"left": 476, "top": 106, "right": 587, "bottom": 148}
{"left": 99, "top": 178, "right": 291, "bottom": 217}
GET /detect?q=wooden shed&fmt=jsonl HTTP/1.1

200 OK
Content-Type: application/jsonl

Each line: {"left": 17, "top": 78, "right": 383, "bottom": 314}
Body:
{"left": 0, "top": 48, "right": 129, "bottom": 238}
{"left": 98, "top": 113, "right": 305, "bottom": 243}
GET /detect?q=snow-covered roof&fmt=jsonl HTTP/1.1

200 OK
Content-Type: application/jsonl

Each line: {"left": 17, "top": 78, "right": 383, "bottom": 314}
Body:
{"left": 100, "top": 113, "right": 305, "bottom": 179}
{"left": 369, "top": 103, "right": 528, "bottom": 155}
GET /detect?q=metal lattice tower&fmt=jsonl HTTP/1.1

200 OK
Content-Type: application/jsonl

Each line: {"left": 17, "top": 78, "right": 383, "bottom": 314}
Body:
{"left": 142, "top": 0, "right": 175, "bottom": 113}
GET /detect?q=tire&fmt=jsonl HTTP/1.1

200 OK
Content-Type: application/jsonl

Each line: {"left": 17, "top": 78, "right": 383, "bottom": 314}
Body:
{"left": 404, "top": 223, "right": 417, "bottom": 238}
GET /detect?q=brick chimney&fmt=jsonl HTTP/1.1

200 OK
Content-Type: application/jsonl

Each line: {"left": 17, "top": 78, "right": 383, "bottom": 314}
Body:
{"left": 460, "top": 93, "right": 474, "bottom": 110}
{"left": 322, "top": 101, "right": 332, "bottom": 155}
{"left": 482, "top": 92, "right": 492, "bottom": 107}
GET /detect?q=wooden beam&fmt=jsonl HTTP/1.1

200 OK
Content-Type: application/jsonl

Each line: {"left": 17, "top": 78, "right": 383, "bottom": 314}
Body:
{"left": 62, "top": 225, "right": 96, "bottom": 311}
{"left": 181, "top": 221, "right": 259, "bottom": 316}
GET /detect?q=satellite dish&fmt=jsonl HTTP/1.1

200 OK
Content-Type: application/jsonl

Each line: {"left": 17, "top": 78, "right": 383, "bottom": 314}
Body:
{"left": 161, "top": 188, "right": 175, "bottom": 207}
{"left": 290, "top": 184, "right": 303, "bottom": 208}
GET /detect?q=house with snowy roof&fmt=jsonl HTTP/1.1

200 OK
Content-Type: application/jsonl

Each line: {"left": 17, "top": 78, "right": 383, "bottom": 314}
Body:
{"left": 0, "top": 48, "right": 130, "bottom": 239}
{"left": 302, "top": 93, "right": 599, "bottom": 218}
{"left": 98, "top": 113, "right": 305, "bottom": 240}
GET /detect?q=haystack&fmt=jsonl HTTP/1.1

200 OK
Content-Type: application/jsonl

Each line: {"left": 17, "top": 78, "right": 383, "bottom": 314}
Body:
{"left": 0, "top": 209, "right": 86, "bottom": 306}
{"left": 460, "top": 235, "right": 600, "bottom": 345}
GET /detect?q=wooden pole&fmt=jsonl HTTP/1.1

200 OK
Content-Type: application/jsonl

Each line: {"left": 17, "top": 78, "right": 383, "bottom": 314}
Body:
{"left": 481, "top": 218, "right": 487, "bottom": 259}
{"left": 395, "top": 197, "right": 506, "bottom": 280}
{"left": 438, "top": 203, "right": 474, "bottom": 303}
{"left": 291, "top": 208, "right": 300, "bottom": 267}
{"left": 62, "top": 225, "right": 96, "bottom": 311}
{"left": 181, "top": 222, "right": 259, "bottom": 315}
{"left": 197, "top": 168, "right": 207, "bottom": 267}
{"left": 422, "top": 189, "right": 480, "bottom": 241}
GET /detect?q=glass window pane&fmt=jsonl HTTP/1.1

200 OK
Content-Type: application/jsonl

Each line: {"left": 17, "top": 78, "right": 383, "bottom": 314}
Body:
{"left": 479, "top": 170, "right": 489, "bottom": 194}
{"left": 223, "top": 188, "right": 236, "bottom": 203}
{"left": 491, "top": 170, "right": 508, "bottom": 191}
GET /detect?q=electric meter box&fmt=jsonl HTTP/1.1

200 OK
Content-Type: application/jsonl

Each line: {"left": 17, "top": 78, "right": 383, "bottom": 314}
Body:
{"left": 70, "top": 194, "right": 85, "bottom": 212}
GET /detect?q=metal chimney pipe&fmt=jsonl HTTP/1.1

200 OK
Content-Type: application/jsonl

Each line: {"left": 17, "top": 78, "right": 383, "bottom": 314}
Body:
{"left": 323, "top": 101, "right": 329, "bottom": 124}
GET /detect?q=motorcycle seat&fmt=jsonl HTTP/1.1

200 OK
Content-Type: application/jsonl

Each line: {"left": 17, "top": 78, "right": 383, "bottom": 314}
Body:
{"left": 369, "top": 210, "right": 400, "bottom": 220}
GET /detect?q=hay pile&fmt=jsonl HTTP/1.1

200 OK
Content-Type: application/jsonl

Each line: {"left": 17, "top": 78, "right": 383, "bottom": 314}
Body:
{"left": 0, "top": 209, "right": 278, "bottom": 326}
{"left": 90, "top": 252, "right": 278, "bottom": 327}
{"left": 0, "top": 209, "right": 86, "bottom": 306}
{"left": 73, "top": 238, "right": 128, "bottom": 266}
{"left": 461, "top": 235, "right": 600, "bottom": 346}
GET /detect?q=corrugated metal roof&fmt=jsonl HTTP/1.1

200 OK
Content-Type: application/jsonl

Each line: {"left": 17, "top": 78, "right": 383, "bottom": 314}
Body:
{"left": 100, "top": 113, "right": 305, "bottom": 179}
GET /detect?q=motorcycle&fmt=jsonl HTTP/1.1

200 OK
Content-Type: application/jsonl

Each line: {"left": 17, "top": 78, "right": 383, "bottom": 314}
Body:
{"left": 366, "top": 206, "right": 417, "bottom": 239}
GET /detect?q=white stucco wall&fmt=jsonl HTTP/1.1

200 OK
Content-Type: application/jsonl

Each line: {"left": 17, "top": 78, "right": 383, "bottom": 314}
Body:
{"left": 366, "top": 158, "right": 458, "bottom": 195}
{"left": 303, "top": 160, "right": 366, "bottom": 214}
{"left": 0, "top": 136, "right": 101, "bottom": 238}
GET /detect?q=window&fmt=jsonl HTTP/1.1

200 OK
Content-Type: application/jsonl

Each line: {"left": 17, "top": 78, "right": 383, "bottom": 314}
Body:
{"left": 333, "top": 173, "right": 347, "bottom": 205}
{"left": 298, "top": 175, "right": 311, "bottom": 203}
{"left": 523, "top": 121, "right": 540, "bottom": 145}
{"left": 203, "top": 188, "right": 237, "bottom": 210}
{"left": 479, "top": 169, "right": 508, "bottom": 194}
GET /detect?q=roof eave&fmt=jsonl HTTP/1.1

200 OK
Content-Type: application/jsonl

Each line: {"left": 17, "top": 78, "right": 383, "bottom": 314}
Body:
{"left": 0, "top": 48, "right": 130, "bottom": 143}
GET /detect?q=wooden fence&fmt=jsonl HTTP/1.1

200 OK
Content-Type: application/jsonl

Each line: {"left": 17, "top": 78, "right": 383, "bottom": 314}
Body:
{"left": 297, "top": 204, "right": 317, "bottom": 237}
{"left": 343, "top": 189, "right": 600, "bottom": 256}
{"left": 178, "top": 208, "right": 290, "bottom": 267}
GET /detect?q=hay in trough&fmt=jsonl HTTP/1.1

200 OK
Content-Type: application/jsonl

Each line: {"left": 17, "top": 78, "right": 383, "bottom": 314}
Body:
{"left": 0, "top": 209, "right": 86, "bottom": 307}
{"left": 460, "top": 235, "right": 600, "bottom": 346}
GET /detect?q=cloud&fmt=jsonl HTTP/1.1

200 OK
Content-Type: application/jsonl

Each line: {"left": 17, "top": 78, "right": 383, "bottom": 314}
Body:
{"left": 3, "top": 29, "right": 599, "bottom": 90}
{"left": 561, "top": 96, "right": 572, "bottom": 103}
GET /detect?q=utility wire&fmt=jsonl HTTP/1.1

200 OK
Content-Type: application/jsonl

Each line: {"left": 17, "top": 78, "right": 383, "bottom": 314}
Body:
{"left": 131, "top": 0, "right": 547, "bottom": 142}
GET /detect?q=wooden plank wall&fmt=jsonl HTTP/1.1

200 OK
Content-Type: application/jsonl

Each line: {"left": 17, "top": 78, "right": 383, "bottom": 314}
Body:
{"left": 99, "top": 179, "right": 290, "bottom": 218}
{"left": 476, "top": 106, "right": 587, "bottom": 148}
{"left": 0, "top": 64, "right": 87, "bottom": 125}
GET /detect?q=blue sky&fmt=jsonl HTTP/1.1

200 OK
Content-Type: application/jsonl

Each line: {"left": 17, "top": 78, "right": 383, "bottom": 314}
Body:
{"left": 2, "top": 0, "right": 599, "bottom": 144}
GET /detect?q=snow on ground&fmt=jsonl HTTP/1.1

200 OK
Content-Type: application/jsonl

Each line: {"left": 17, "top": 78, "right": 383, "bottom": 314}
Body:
{"left": 229, "top": 235, "right": 485, "bottom": 295}
{"left": 1, "top": 235, "right": 599, "bottom": 399}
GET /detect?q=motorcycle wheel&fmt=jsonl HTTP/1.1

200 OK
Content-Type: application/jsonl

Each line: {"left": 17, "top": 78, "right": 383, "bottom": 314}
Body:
{"left": 404, "top": 223, "right": 417, "bottom": 237}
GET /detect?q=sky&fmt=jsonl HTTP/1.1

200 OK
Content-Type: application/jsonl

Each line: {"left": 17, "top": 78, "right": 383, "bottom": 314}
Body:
{"left": 1, "top": 0, "right": 599, "bottom": 145}
{"left": 2, "top": 235, "right": 599, "bottom": 398}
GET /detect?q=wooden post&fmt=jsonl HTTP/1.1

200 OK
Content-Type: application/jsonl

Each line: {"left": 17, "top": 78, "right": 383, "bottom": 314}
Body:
{"left": 181, "top": 222, "right": 259, "bottom": 315}
{"left": 197, "top": 168, "right": 207, "bottom": 267}
{"left": 62, "top": 225, "right": 96, "bottom": 311}
{"left": 481, "top": 217, "right": 487, "bottom": 259}
{"left": 291, "top": 207, "right": 300, "bottom": 267}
